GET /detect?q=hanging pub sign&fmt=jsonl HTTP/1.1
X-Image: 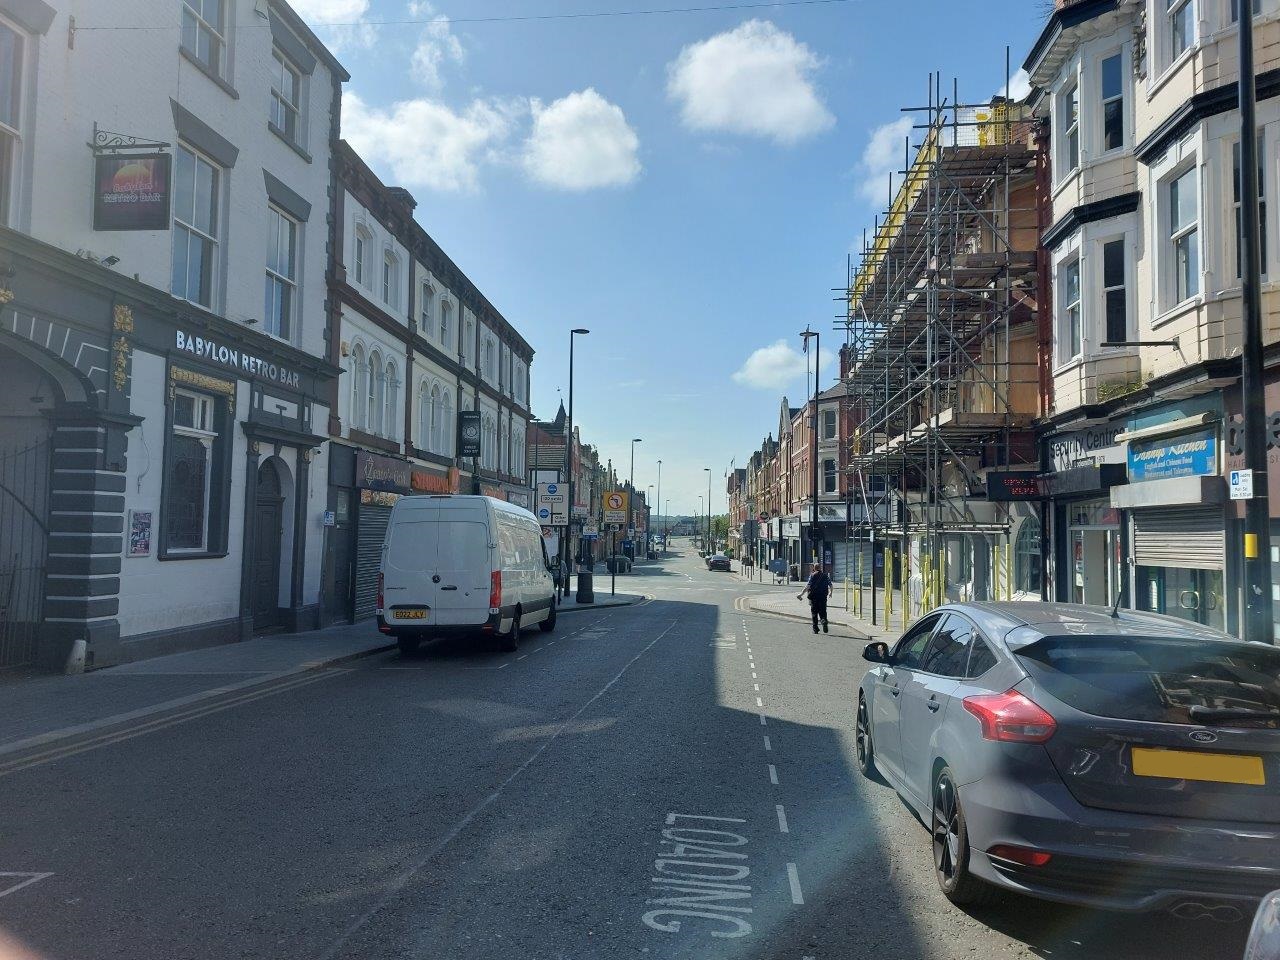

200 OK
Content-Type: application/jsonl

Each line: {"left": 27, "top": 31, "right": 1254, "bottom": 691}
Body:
{"left": 458, "top": 410, "right": 482, "bottom": 458}
{"left": 93, "top": 153, "right": 172, "bottom": 231}
{"left": 986, "top": 471, "right": 1042, "bottom": 501}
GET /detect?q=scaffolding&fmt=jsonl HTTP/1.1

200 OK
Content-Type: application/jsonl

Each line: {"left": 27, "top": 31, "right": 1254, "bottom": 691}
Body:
{"left": 843, "top": 68, "right": 1042, "bottom": 621}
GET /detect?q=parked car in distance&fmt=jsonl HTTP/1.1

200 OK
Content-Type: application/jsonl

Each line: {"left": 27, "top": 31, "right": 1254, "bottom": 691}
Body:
{"left": 706, "top": 554, "right": 732, "bottom": 572}
{"left": 377, "top": 495, "right": 556, "bottom": 655}
{"left": 856, "top": 602, "right": 1280, "bottom": 916}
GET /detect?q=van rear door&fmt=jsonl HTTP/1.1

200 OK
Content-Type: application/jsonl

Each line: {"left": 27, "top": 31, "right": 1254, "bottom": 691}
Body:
{"left": 381, "top": 504, "right": 439, "bottom": 624}
{"left": 433, "top": 507, "right": 493, "bottom": 625}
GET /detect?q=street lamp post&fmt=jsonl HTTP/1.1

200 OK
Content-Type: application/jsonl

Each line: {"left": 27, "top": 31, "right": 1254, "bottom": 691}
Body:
{"left": 656, "top": 460, "right": 662, "bottom": 555}
{"left": 628, "top": 437, "right": 642, "bottom": 559}
{"left": 647, "top": 484, "right": 654, "bottom": 556}
{"left": 704, "top": 467, "right": 712, "bottom": 554}
{"left": 567, "top": 329, "right": 589, "bottom": 583}
{"left": 800, "top": 328, "right": 820, "bottom": 576}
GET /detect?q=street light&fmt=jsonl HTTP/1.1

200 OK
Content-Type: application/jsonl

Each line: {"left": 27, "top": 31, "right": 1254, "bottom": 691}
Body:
{"left": 628, "top": 437, "right": 642, "bottom": 559}
{"left": 656, "top": 459, "right": 662, "bottom": 555}
{"left": 567, "top": 329, "right": 589, "bottom": 575}
{"left": 800, "top": 327, "right": 820, "bottom": 576}
{"left": 704, "top": 467, "right": 712, "bottom": 554}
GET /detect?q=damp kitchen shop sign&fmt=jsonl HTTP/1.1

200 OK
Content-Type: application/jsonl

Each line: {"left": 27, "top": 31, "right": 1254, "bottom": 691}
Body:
{"left": 174, "top": 330, "right": 302, "bottom": 389}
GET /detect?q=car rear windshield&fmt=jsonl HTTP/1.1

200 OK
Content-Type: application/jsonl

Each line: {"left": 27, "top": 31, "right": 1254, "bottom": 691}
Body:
{"left": 1016, "top": 636, "right": 1280, "bottom": 727}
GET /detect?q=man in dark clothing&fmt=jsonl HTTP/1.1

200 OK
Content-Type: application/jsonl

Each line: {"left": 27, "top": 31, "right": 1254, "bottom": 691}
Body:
{"left": 798, "top": 565, "right": 833, "bottom": 633}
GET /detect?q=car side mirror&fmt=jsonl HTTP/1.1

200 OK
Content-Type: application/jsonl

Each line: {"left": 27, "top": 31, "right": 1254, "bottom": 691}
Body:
{"left": 1245, "top": 891, "right": 1280, "bottom": 960}
{"left": 863, "top": 641, "right": 890, "bottom": 664}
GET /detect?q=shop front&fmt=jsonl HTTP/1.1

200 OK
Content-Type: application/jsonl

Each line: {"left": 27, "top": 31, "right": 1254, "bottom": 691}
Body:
{"left": 1040, "top": 420, "right": 1127, "bottom": 606}
{"left": 326, "top": 446, "right": 411, "bottom": 622}
{"left": 1112, "top": 402, "right": 1226, "bottom": 632}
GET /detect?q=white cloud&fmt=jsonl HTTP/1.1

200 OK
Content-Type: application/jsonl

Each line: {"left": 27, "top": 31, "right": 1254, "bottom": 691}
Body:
{"left": 342, "top": 91, "right": 515, "bottom": 193}
{"left": 523, "top": 89, "right": 641, "bottom": 190}
{"left": 409, "top": 1, "right": 465, "bottom": 91}
{"left": 1001, "top": 68, "right": 1032, "bottom": 102}
{"left": 856, "top": 115, "right": 912, "bottom": 207}
{"left": 667, "top": 20, "right": 833, "bottom": 144}
{"left": 291, "top": 0, "right": 378, "bottom": 50}
{"left": 732, "top": 340, "right": 833, "bottom": 390}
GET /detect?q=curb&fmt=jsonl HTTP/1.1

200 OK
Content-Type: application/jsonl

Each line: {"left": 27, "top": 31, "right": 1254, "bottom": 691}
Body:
{"left": 557, "top": 596, "right": 642, "bottom": 614}
{"left": 744, "top": 599, "right": 875, "bottom": 640}
{"left": 0, "top": 640, "right": 395, "bottom": 761}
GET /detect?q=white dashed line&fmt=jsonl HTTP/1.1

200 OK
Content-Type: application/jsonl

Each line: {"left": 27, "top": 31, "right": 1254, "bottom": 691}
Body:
{"left": 759, "top": 713, "right": 767, "bottom": 726}
{"left": 775, "top": 804, "right": 789, "bottom": 834}
{"left": 756, "top": 697, "right": 763, "bottom": 708}
{"left": 787, "top": 863, "right": 804, "bottom": 904}
{"left": 517, "top": 655, "right": 528, "bottom": 661}
{"left": 753, "top": 683, "right": 760, "bottom": 691}
{"left": 763, "top": 735, "right": 771, "bottom": 751}
{"left": 752, "top": 672, "right": 757, "bottom": 679}
{"left": 768, "top": 764, "right": 778, "bottom": 785}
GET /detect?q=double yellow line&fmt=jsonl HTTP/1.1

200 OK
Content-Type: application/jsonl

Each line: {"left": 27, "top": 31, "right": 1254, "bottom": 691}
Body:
{"left": 0, "top": 669, "right": 346, "bottom": 779}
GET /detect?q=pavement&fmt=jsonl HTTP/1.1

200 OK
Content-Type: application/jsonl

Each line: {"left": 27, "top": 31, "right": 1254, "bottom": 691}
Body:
{"left": 0, "top": 544, "right": 1252, "bottom": 960}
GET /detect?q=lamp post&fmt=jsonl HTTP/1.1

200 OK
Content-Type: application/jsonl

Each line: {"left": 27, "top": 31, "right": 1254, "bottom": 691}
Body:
{"left": 656, "top": 459, "right": 662, "bottom": 555}
{"left": 567, "top": 329, "right": 589, "bottom": 577}
{"left": 628, "top": 437, "right": 642, "bottom": 559}
{"left": 647, "top": 484, "right": 654, "bottom": 556}
{"left": 1238, "top": 11, "right": 1275, "bottom": 643}
{"left": 704, "top": 467, "right": 712, "bottom": 554}
{"left": 800, "top": 327, "right": 820, "bottom": 576}
{"left": 699, "top": 495, "right": 704, "bottom": 549}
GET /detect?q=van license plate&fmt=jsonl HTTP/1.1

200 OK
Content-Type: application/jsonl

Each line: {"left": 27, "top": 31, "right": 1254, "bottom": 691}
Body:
{"left": 395, "top": 608, "right": 429, "bottom": 621}
{"left": 1131, "top": 747, "right": 1265, "bottom": 785}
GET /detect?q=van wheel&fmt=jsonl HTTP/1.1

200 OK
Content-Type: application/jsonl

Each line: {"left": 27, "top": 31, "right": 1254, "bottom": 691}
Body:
{"left": 500, "top": 613, "right": 521, "bottom": 652}
{"left": 397, "top": 636, "right": 420, "bottom": 656}
{"left": 539, "top": 603, "right": 557, "bottom": 633}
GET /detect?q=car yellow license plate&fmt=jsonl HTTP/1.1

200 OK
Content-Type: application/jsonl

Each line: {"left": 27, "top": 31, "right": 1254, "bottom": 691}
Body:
{"left": 394, "top": 608, "right": 429, "bottom": 621}
{"left": 1131, "top": 747, "right": 1266, "bottom": 785}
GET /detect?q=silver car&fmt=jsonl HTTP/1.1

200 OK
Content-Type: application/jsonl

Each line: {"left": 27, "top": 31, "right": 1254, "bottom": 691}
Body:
{"left": 857, "top": 602, "right": 1280, "bottom": 917}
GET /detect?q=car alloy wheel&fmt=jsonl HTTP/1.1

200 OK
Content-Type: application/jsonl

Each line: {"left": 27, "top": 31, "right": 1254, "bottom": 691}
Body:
{"left": 856, "top": 695, "right": 875, "bottom": 777}
{"left": 931, "top": 766, "right": 1000, "bottom": 907}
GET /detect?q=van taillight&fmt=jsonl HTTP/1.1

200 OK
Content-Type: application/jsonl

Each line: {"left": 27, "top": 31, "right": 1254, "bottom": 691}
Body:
{"left": 489, "top": 570, "right": 502, "bottom": 611}
{"left": 377, "top": 571, "right": 384, "bottom": 611}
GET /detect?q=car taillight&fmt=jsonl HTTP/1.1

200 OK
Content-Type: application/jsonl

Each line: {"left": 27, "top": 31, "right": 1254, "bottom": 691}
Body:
{"left": 962, "top": 689, "right": 1057, "bottom": 743}
{"left": 489, "top": 570, "right": 502, "bottom": 611}
{"left": 377, "top": 571, "right": 384, "bottom": 611}
{"left": 988, "top": 844, "right": 1052, "bottom": 867}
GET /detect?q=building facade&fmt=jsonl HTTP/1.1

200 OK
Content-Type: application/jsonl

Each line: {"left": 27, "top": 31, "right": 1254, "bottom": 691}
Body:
{"left": 0, "top": 0, "right": 346, "bottom": 669}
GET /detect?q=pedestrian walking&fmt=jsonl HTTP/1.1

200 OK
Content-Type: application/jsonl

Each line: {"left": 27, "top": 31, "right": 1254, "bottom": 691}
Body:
{"left": 798, "top": 564, "right": 833, "bottom": 634}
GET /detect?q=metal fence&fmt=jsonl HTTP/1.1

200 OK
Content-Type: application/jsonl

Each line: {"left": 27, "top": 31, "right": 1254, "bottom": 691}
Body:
{"left": 0, "top": 438, "right": 48, "bottom": 668}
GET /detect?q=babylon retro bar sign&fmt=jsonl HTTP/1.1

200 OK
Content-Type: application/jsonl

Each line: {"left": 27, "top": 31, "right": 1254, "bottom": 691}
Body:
{"left": 93, "top": 153, "right": 172, "bottom": 231}
{"left": 174, "top": 330, "right": 302, "bottom": 389}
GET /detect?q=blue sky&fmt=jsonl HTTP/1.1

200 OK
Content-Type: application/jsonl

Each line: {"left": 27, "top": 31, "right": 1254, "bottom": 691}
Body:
{"left": 295, "top": 0, "right": 1046, "bottom": 515}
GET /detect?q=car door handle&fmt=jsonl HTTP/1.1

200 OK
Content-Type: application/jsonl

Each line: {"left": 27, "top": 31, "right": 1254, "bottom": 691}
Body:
{"left": 889, "top": 685, "right": 900, "bottom": 697}
{"left": 927, "top": 698, "right": 941, "bottom": 712}
{"left": 441, "top": 585, "right": 458, "bottom": 591}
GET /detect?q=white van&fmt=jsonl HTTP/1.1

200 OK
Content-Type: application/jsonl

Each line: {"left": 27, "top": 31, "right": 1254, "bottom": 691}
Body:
{"left": 377, "top": 495, "right": 557, "bottom": 654}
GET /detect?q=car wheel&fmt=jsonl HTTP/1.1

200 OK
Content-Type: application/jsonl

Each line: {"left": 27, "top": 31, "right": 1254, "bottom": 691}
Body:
{"left": 397, "top": 636, "right": 420, "bottom": 656}
{"left": 856, "top": 693, "right": 876, "bottom": 778}
{"left": 932, "top": 766, "right": 1000, "bottom": 907}
{"left": 539, "top": 602, "right": 557, "bottom": 633}
{"left": 499, "top": 613, "right": 521, "bottom": 652}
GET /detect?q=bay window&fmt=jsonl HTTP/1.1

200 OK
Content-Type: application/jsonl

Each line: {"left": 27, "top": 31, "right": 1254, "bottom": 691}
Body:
{"left": 1100, "top": 53, "right": 1123, "bottom": 152}
{"left": 1059, "top": 257, "right": 1081, "bottom": 364}
{"left": 1167, "top": 166, "right": 1199, "bottom": 305}
{"left": 1101, "top": 238, "right": 1127, "bottom": 345}
{"left": 1058, "top": 80, "right": 1079, "bottom": 175}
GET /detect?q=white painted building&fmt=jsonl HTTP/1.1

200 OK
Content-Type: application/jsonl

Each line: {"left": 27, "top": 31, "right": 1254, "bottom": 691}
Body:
{"left": 0, "top": 0, "right": 346, "bottom": 668}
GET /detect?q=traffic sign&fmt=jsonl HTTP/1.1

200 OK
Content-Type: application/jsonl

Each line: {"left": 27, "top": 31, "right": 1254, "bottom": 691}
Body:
{"left": 537, "top": 482, "right": 568, "bottom": 525}
{"left": 604, "top": 490, "right": 628, "bottom": 525}
{"left": 582, "top": 523, "right": 599, "bottom": 540}
{"left": 1230, "top": 468, "right": 1255, "bottom": 501}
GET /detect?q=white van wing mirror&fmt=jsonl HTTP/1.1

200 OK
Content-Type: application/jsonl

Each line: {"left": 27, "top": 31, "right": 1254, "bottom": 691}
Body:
{"left": 1246, "top": 892, "right": 1280, "bottom": 960}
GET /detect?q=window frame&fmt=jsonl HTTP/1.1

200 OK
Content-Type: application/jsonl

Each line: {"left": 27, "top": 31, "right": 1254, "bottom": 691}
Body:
{"left": 383, "top": 360, "right": 398, "bottom": 439}
{"left": 1167, "top": 0, "right": 1196, "bottom": 63}
{"left": 269, "top": 46, "right": 303, "bottom": 145}
{"left": 368, "top": 349, "right": 383, "bottom": 436}
{"left": 353, "top": 225, "right": 370, "bottom": 287}
{"left": 822, "top": 457, "right": 837, "bottom": 494}
{"left": 1164, "top": 162, "right": 1201, "bottom": 309}
{"left": 1099, "top": 235, "right": 1129, "bottom": 345}
{"left": 420, "top": 281, "right": 434, "bottom": 332}
{"left": 0, "top": 16, "right": 25, "bottom": 229}
{"left": 1231, "top": 132, "right": 1268, "bottom": 281}
{"left": 1057, "top": 76, "right": 1080, "bottom": 179}
{"left": 171, "top": 142, "right": 222, "bottom": 310}
{"left": 1099, "top": 50, "right": 1125, "bottom": 155}
{"left": 1058, "top": 254, "right": 1083, "bottom": 365}
{"left": 264, "top": 205, "right": 297, "bottom": 341}
{"left": 182, "top": 0, "right": 227, "bottom": 77}
{"left": 439, "top": 299, "right": 451, "bottom": 347}
{"left": 350, "top": 343, "right": 367, "bottom": 431}
{"left": 160, "top": 378, "right": 232, "bottom": 559}
{"left": 891, "top": 612, "right": 943, "bottom": 667}
{"left": 382, "top": 250, "right": 398, "bottom": 308}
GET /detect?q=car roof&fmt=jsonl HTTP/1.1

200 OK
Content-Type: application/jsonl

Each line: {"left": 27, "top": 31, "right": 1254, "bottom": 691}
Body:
{"left": 934, "top": 601, "right": 1237, "bottom": 646}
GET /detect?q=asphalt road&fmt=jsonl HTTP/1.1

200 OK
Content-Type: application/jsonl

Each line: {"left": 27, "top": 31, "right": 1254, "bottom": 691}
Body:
{"left": 0, "top": 543, "right": 1253, "bottom": 960}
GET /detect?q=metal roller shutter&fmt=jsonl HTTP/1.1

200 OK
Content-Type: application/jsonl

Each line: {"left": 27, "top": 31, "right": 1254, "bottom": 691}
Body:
{"left": 1132, "top": 508, "right": 1224, "bottom": 570}
{"left": 830, "top": 540, "right": 874, "bottom": 584}
{"left": 354, "top": 504, "right": 392, "bottom": 620}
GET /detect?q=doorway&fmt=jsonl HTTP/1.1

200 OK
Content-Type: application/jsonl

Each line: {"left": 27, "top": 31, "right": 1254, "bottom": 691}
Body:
{"left": 252, "top": 460, "right": 284, "bottom": 632}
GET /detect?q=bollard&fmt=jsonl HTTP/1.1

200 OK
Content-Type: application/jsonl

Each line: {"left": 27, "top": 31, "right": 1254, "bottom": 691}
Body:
{"left": 576, "top": 566, "right": 595, "bottom": 604}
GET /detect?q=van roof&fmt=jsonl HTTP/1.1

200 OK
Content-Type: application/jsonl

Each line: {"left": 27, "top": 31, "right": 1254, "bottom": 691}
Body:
{"left": 393, "top": 493, "right": 539, "bottom": 523}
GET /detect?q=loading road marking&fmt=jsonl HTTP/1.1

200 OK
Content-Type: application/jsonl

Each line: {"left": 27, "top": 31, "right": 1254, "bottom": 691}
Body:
{"left": 775, "top": 805, "right": 789, "bottom": 834}
{"left": 642, "top": 814, "right": 753, "bottom": 940}
{"left": 0, "top": 670, "right": 344, "bottom": 778}
{"left": 786, "top": 863, "right": 805, "bottom": 904}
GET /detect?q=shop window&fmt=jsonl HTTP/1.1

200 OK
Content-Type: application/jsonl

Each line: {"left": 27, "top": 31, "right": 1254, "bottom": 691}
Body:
{"left": 1015, "top": 518, "right": 1041, "bottom": 594}
{"left": 182, "top": 0, "right": 226, "bottom": 76}
{"left": 163, "top": 384, "right": 230, "bottom": 556}
{"left": 171, "top": 144, "right": 221, "bottom": 309}
{"left": 0, "top": 21, "right": 23, "bottom": 228}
